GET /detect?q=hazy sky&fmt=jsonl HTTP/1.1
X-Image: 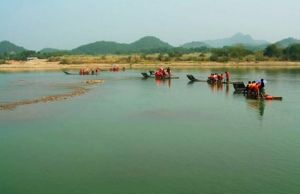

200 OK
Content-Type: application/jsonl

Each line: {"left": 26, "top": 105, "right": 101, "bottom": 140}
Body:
{"left": 1, "top": 0, "right": 300, "bottom": 50}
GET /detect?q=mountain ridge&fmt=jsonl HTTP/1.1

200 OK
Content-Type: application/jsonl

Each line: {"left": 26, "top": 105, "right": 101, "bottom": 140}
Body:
{"left": 2, "top": 34, "right": 300, "bottom": 55}
{"left": 275, "top": 37, "right": 300, "bottom": 48}
{"left": 72, "top": 36, "right": 172, "bottom": 54}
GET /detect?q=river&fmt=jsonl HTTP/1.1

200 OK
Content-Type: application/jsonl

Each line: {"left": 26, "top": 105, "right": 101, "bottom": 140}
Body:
{"left": 1, "top": 69, "right": 300, "bottom": 194}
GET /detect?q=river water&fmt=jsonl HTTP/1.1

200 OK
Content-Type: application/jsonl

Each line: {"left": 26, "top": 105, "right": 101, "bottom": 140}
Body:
{"left": 1, "top": 69, "right": 300, "bottom": 194}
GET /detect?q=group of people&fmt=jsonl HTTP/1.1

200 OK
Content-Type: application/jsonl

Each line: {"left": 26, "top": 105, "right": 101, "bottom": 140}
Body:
{"left": 79, "top": 68, "right": 100, "bottom": 75}
{"left": 155, "top": 67, "right": 171, "bottom": 79}
{"left": 79, "top": 65, "right": 126, "bottom": 75}
{"left": 245, "top": 79, "right": 265, "bottom": 97}
{"left": 110, "top": 65, "right": 126, "bottom": 72}
{"left": 208, "top": 72, "right": 230, "bottom": 83}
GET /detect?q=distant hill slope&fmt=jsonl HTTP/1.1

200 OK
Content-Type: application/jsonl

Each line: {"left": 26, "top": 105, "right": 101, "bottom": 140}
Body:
{"left": 275, "top": 37, "right": 300, "bottom": 48}
{"left": 181, "top": 41, "right": 209, "bottom": 49}
{"left": 72, "top": 41, "right": 128, "bottom": 54}
{"left": 0, "top": 41, "right": 26, "bottom": 54}
{"left": 72, "top": 36, "right": 173, "bottom": 54}
{"left": 202, "top": 33, "right": 269, "bottom": 48}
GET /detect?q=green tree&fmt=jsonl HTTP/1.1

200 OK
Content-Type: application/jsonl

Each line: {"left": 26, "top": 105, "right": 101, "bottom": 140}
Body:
{"left": 263, "top": 44, "right": 283, "bottom": 58}
{"left": 284, "top": 44, "right": 300, "bottom": 61}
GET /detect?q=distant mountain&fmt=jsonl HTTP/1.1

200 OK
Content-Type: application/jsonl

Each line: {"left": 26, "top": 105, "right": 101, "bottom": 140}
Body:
{"left": 129, "top": 36, "right": 172, "bottom": 51}
{"left": 275, "top": 37, "right": 300, "bottom": 48}
{"left": 0, "top": 41, "right": 26, "bottom": 54}
{"left": 181, "top": 41, "right": 209, "bottom": 49}
{"left": 72, "top": 36, "right": 173, "bottom": 54}
{"left": 39, "top": 48, "right": 63, "bottom": 53}
{"left": 202, "top": 33, "right": 269, "bottom": 48}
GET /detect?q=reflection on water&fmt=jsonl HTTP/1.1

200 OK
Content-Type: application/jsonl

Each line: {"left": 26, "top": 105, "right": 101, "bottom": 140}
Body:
{"left": 246, "top": 99, "right": 265, "bottom": 118}
{"left": 155, "top": 79, "right": 172, "bottom": 88}
{"left": 208, "top": 82, "right": 224, "bottom": 92}
{"left": 225, "top": 83, "right": 230, "bottom": 96}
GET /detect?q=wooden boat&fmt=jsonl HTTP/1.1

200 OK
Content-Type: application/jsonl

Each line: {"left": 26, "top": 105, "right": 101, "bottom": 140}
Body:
{"left": 247, "top": 94, "right": 283, "bottom": 101}
{"left": 186, "top": 75, "right": 207, "bottom": 82}
{"left": 264, "top": 96, "right": 283, "bottom": 100}
{"left": 63, "top": 71, "right": 78, "bottom": 75}
{"left": 63, "top": 71, "right": 98, "bottom": 75}
{"left": 141, "top": 72, "right": 179, "bottom": 79}
{"left": 232, "top": 82, "right": 246, "bottom": 93}
{"left": 187, "top": 74, "right": 231, "bottom": 84}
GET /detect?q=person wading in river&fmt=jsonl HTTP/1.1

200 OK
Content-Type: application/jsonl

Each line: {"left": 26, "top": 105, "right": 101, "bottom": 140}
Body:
{"left": 225, "top": 71, "right": 230, "bottom": 83}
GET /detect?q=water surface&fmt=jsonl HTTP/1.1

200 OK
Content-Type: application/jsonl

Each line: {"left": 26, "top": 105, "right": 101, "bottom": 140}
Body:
{"left": 1, "top": 69, "right": 300, "bottom": 194}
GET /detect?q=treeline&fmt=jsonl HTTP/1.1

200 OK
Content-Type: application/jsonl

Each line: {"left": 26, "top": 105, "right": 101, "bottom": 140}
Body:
{"left": 0, "top": 50, "right": 70, "bottom": 64}
{"left": 209, "top": 44, "right": 300, "bottom": 62}
{"left": 264, "top": 44, "right": 300, "bottom": 61}
{"left": 1, "top": 44, "right": 300, "bottom": 64}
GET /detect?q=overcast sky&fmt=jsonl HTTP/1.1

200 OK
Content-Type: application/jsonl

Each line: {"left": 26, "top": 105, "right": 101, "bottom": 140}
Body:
{"left": 1, "top": 0, "right": 300, "bottom": 50}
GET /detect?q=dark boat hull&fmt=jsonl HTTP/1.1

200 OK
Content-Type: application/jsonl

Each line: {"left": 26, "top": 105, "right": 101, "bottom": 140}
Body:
{"left": 63, "top": 71, "right": 78, "bottom": 75}
{"left": 63, "top": 71, "right": 98, "bottom": 75}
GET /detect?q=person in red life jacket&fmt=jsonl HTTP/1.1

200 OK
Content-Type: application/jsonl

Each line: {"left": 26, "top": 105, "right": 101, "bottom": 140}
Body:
{"left": 161, "top": 68, "right": 167, "bottom": 77}
{"left": 95, "top": 67, "right": 101, "bottom": 74}
{"left": 213, "top": 73, "right": 218, "bottom": 82}
{"left": 247, "top": 81, "right": 256, "bottom": 96}
{"left": 225, "top": 72, "right": 230, "bottom": 83}
{"left": 220, "top": 74, "right": 224, "bottom": 82}
{"left": 155, "top": 68, "right": 164, "bottom": 79}
{"left": 217, "top": 74, "right": 223, "bottom": 82}
{"left": 254, "top": 82, "right": 261, "bottom": 97}
{"left": 155, "top": 71, "right": 161, "bottom": 79}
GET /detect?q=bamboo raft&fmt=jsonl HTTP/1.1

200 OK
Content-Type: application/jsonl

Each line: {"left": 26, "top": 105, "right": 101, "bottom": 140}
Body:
{"left": 141, "top": 72, "right": 179, "bottom": 79}
{"left": 186, "top": 74, "right": 231, "bottom": 84}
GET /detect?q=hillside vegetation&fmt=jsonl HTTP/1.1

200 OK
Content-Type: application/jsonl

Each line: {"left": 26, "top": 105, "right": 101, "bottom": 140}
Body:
{"left": 1, "top": 35, "right": 300, "bottom": 64}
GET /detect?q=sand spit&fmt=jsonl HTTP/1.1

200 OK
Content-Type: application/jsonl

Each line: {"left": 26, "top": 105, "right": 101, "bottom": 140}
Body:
{"left": 85, "top": 79, "right": 104, "bottom": 84}
{"left": 0, "top": 80, "right": 104, "bottom": 111}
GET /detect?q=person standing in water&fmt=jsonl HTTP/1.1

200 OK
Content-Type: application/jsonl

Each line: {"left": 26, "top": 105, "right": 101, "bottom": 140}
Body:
{"left": 166, "top": 67, "right": 171, "bottom": 77}
{"left": 225, "top": 72, "right": 230, "bottom": 83}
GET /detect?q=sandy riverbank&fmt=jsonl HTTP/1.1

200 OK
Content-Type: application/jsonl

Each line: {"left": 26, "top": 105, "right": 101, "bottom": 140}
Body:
{"left": 1, "top": 59, "right": 300, "bottom": 72}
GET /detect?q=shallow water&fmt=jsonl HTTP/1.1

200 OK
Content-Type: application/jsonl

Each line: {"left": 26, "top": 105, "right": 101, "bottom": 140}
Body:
{"left": 1, "top": 69, "right": 300, "bottom": 194}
